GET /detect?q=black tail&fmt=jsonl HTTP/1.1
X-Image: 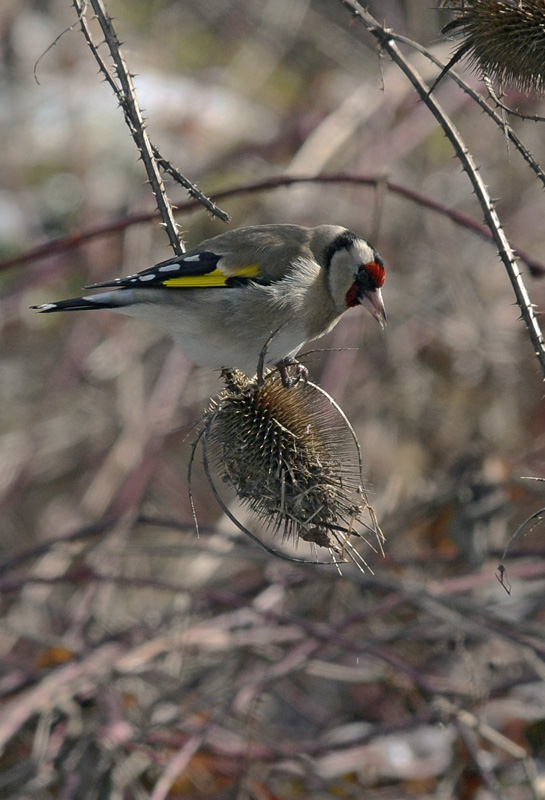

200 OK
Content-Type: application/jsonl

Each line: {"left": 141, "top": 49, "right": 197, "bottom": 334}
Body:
{"left": 31, "top": 297, "right": 115, "bottom": 313}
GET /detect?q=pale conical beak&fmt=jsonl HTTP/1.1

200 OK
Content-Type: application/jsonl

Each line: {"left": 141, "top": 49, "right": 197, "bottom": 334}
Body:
{"left": 361, "top": 288, "right": 387, "bottom": 329}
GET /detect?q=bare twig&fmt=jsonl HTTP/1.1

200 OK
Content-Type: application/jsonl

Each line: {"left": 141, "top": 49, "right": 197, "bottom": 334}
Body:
{"left": 483, "top": 76, "right": 545, "bottom": 124}
{"left": 391, "top": 32, "right": 545, "bottom": 188}
{"left": 498, "top": 506, "right": 545, "bottom": 565}
{"left": 72, "top": 0, "right": 230, "bottom": 254}
{"left": 0, "top": 641, "right": 124, "bottom": 755}
{"left": 149, "top": 733, "right": 206, "bottom": 800}
{"left": 151, "top": 144, "right": 230, "bottom": 223}
{"left": 454, "top": 716, "right": 505, "bottom": 800}
{"left": 73, "top": 0, "right": 183, "bottom": 254}
{"left": 4, "top": 175, "right": 545, "bottom": 276}
{"left": 336, "top": 0, "right": 545, "bottom": 379}
{"left": 455, "top": 706, "right": 539, "bottom": 800}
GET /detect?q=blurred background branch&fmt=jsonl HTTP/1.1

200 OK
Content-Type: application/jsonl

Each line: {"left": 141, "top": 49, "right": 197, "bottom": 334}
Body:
{"left": 1, "top": 173, "right": 544, "bottom": 276}
{"left": 2, "top": 0, "right": 545, "bottom": 796}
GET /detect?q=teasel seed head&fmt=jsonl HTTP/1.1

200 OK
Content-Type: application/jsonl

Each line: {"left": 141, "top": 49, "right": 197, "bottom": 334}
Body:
{"left": 193, "top": 369, "right": 383, "bottom": 570}
{"left": 440, "top": 0, "right": 545, "bottom": 94}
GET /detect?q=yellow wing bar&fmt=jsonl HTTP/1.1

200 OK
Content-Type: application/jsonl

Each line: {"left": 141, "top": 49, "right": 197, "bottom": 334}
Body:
{"left": 163, "top": 264, "right": 260, "bottom": 288}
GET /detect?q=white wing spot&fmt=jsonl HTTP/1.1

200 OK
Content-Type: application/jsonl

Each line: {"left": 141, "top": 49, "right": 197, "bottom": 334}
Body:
{"left": 36, "top": 303, "right": 57, "bottom": 311}
{"left": 139, "top": 274, "right": 157, "bottom": 282}
{"left": 184, "top": 254, "right": 202, "bottom": 262}
{"left": 158, "top": 263, "right": 181, "bottom": 272}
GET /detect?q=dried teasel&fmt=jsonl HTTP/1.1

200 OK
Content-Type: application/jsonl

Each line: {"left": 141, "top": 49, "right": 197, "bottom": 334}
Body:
{"left": 438, "top": 1, "right": 545, "bottom": 94}
{"left": 190, "top": 368, "right": 384, "bottom": 571}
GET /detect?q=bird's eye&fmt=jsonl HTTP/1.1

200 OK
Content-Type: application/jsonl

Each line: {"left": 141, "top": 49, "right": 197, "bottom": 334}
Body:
{"left": 355, "top": 267, "right": 375, "bottom": 293}
{"left": 360, "top": 260, "right": 385, "bottom": 290}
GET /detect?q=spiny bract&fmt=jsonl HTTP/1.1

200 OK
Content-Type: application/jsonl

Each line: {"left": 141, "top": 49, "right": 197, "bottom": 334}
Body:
{"left": 442, "top": 0, "right": 545, "bottom": 94}
{"left": 200, "top": 369, "right": 382, "bottom": 565}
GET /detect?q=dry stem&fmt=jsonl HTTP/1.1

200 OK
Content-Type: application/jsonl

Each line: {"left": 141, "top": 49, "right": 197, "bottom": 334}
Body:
{"left": 336, "top": 0, "right": 545, "bottom": 380}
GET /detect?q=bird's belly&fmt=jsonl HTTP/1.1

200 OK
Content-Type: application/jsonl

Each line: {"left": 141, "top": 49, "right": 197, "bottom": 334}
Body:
{"left": 172, "top": 321, "right": 307, "bottom": 374}
{"left": 118, "top": 288, "right": 308, "bottom": 375}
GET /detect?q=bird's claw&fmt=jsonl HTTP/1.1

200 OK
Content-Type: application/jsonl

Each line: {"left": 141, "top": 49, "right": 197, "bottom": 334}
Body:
{"left": 276, "top": 358, "right": 309, "bottom": 388}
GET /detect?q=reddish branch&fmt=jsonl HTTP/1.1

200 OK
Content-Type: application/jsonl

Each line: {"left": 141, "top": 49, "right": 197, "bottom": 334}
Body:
{"left": 2, "top": 174, "right": 544, "bottom": 277}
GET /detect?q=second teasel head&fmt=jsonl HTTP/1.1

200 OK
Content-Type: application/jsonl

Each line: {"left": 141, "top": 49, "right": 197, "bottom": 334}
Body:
{"left": 441, "top": 0, "right": 545, "bottom": 94}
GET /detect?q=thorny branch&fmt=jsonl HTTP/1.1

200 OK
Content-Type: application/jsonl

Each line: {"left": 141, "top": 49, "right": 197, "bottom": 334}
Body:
{"left": 151, "top": 144, "right": 230, "bottom": 223}
{"left": 390, "top": 31, "right": 545, "bottom": 188}
{"left": 73, "top": 0, "right": 183, "bottom": 255}
{"left": 72, "top": 0, "right": 229, "bottom": 258}
{"left": 336, "top": 0, "right": 545, "bottom": 380}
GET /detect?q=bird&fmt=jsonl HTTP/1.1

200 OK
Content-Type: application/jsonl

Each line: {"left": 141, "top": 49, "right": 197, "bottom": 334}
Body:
{"left": 32, "top": 223, "right": 386, "bottom": 385}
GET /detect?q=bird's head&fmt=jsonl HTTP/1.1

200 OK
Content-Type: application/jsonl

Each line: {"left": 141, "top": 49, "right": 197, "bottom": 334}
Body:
{"left": 325, "top": 231, "right": 386, "bottom": 328}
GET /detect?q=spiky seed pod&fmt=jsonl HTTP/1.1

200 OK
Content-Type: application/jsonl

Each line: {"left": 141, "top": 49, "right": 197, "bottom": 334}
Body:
{"left": 440, "top": 0, "right": 545, "bottom": 94}
{"left": 196, "top": 369, "right": 383, "bottom": 568}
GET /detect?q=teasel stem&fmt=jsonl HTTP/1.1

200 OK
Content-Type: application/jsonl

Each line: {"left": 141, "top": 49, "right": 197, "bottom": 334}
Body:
{"left": 337, "top": 0, "right": 545, "bottom": 380}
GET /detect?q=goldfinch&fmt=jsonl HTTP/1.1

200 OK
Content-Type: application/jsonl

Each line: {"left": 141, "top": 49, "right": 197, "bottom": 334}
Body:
{"left": 33, "top": 224, "right": 386, "bottom": 383}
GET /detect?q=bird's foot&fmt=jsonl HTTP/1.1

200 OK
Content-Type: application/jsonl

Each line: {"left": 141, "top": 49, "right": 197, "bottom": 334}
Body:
{"left": 275, "top": 358, "right": 309, "bottom": 388}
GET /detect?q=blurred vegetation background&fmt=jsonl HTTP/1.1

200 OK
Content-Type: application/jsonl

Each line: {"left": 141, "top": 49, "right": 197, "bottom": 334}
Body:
{"left": 2, "top": 1, "right": 545, "bottom": 797}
